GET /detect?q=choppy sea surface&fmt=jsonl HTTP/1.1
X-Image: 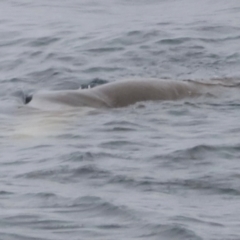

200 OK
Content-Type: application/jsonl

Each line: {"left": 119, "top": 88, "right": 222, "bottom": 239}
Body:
{"left": 1, "top": 0, "right": 240, "bottom": 239}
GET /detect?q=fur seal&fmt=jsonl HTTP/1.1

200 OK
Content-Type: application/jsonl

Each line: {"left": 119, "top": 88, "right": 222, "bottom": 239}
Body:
{"left": 26, "top": 78, "right": 230, "bottom": 110}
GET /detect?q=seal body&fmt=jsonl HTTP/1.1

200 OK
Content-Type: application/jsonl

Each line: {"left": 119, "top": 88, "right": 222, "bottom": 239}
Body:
{"left": 27, "top": 79, "right": 218, "bottom": 110}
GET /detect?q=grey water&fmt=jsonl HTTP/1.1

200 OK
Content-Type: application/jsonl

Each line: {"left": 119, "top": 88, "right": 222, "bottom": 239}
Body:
{"left": 1, "top": 0, "right": 240, "bottom": 239}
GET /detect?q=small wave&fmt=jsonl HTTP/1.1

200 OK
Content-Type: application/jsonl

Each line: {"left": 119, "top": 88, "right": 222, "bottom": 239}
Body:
{"left": 82, "top": 66, "right": 124, "bottom": 73}
{"left": 27, "top": 67, "right": 61, "bottom": 80}
{"left": 0, "top": 232, "right": 47, "bottom": 240}
{"left": 70, "top": 196, "right": 121, "bottom": 213}
{"left": 61, "top": 151, "right": 94, "bottom": 162}
{"left": 2, "top": 213, "right": 79, "bottom": 231}
{"left": 170, "top": 178, "right": 240, "bottom": 195}
{"left": 25, "top": 36, "right": 60, "bottom": 47}
{"left": 101, "top": 120, "right": 144, "bottom": 132}
{"left": 0, "top": 38, "right": 27, "bottom": 47}
{"left": 155, "top": 36, "right": 240, "bottom": 45}
{"left": 17, "top": 164, "right": 110, "bottom": 183}
{"left": 24, "top": 194, "right": 130, "bottom": 218}
{"left": 108, "top": 171, "right": 240, "bottom": 196}
{"left": 160, "top": 224, "right": 202, "bottom": 240}
{"left": 68, "top": 196, "right": 136, "bottom": 221}
{"left": 108, "top": 29, "right": 164, "bottom": 47}
{"left": 86, "top": 47, "right": 124, "bottom": 53}
{"left": 194, "top": 25, "right": 240, "bottom": 34}
{"left": 139, "top": 223, "right": 202, "bottom": 240}
{"left": 73, "top": 165, "right": 109, "bottom": 178}
{"left": 97, "top": 223, "right": 126, "bottom": 229}
{"left": 156, "top": 37, "right": 192, "bottom": 45}
{"left": 0, "top": 190, "right": 13, "bottom": 195}
{"left": 99, "top": 140, "right": 141, "bottom": 151}
{"left": 157, "top": 144, "right": 240, "bottom": 164}
{"left": 105, "top": 126, "right": 136, "bottom": 132}
{"left": 172, "top": 215, "right": 224, "bottom": 227}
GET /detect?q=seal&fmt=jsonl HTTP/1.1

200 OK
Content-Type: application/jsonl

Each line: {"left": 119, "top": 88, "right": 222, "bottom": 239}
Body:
{"left": 26, "top": 78, "right": 229, "bottom": 110}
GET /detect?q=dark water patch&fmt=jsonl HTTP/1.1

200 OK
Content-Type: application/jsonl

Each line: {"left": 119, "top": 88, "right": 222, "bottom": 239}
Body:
{"left": 27, "top": 67, "right": 61, "bottom": 78}
{"left": 106, "top": 126, "right": 136, "bottom": 132}
{"left": 184, "top": 50, "right": 205, "bottom": 58}
{"left": 31, "top": 144, "right": 53, "bottom": 150}
{"left": 99, "top": 140, "right": 141, "bottom": 151}
{"left": 139, "top": 223, "right": 202, "bottom": 240}
{"left": 155, "top": 36, "right": 240, "bottom": 47}
{"left": 148, "top": 144, "right": 240, "bottom": 171}
{"left": 128, "top": 29, "right": 161, "bottom": 40}
{"left": 139, "top": 45, "right": 151, "bottom": 49}
{"left": 26, "top": 67, "right": 71, "bottom": 86}
{"left": 0, "top": 190, "right": 13, "bottom": 195}
{"left": 35, "top": 192, "right": 58, "bottom": 199}
{"left": 48, "top": 195, "right": 136, "bottom": 225}
{"left": 17, "top": 164, "right": 110, "bottom": 183}
{"left": 61, "top": 150, "right": 125, "bottom": 163}
{"left": 68, "top": 196, "right": 132, "bottom": 218}
{"left": 167, "top": 144, "right": 240, "bottom": 163}
{"left": 166, "top": 107, "right": 191, "bottom": 116}
{"left": 0, "top": 232, "right": 48, "bottom": 240}
{"left": 57, "top": 134, "right": 93, "bottom": 141}
{"left": 97, "top": 223, "right": 126, "bottom": 229}
{"left": 156, "top": 21, "right": 172, "bottom": 26}
{"left": 103, "top": 119, "right": 143, "bottom": 128}
{"left": 207, "top": 53, "right": 221, "bottom": 60}
{"left": 61, "top": 151, "right": 94, "bottom": 162}
{"left": 25, "top": 37, "right": 60, "bottom": 47}
{"left": 1, "top": 77, "right": 24, "bottom": 83}
{"left": 108, "top": 172, "right": 240, "bottom": 196}
{"left": 45, "top": 52, "right": 58, "bottom": 60}
{"left": 72, "top": 57, "right": 89, "bottom": 67}
{"left": 82, "top": 66, "right": 124, "bottom": 73}
{"left": 170, "top": 178, "right": 240, "bottom": 196}
{"left": 147, "top": 49, "right": 166, "bottom": 56}
{"left": 16, "top": 167, "right": 69, "bottom": 179}
{"left": 48, "top": 80, "right": 80, "bottom": 90}
{"left": 73, "top": 165, "right": 109, "bottom": 179}
{"left": 226, "top": 53, "right": 240, "bottom": 63}
{"left": 2, "top": 214, "right": 79, "bottom": 230}
{"left": 195, "top": 25, "right": 240, "bottom": 34}
{"left": 100, "top": 120, "right": 141, "bottom": 132}
{"left": 126, "top": 30, "right": 142, "bottom": 36}
{"left": 108, "top": 29, "right": 165, "bottom": 47}
{"left": 108, "top": 174, "right": 136, "bottom": 186}
{"left": 156, "top": 37, "right": 192, "bottom": 45}
{"left": 65, "top": 150, "right": 129, "bottom": 164}
{"left": 160, "top": 224, "right": 203, "bottom": 240}
{"left": 0, "top": 38, "right": 27, "bottom": 47}
{"left": 19, "top": 192, "right": 71, "bottom": 208}
{"left": 227, "top": 6, "right": 240, "bottom": 13}
{"left": 189, "top": 45, "right": 205, "bottom": 50}
{"left": 1, "top": 159, "right": 29, "bottom": 166}
{"left": 0, "top": 59, "right": 24, "bottom": 72}
{"left": 199, "top": 35, "right": 240, "bottom": 43}
{"left": 26, "top": 50, "right": 43, "bottom": 58}
{"left": 0, "top": 19, "right": 9, "bottom": 24}
{"left": 172, "top": 215, "right": 224, "bottom": 227}
{"left": 86, "top": 47, "right": 124, "bottom": 53}
{"left": 80, "top": 78, "right": 108, "bottom": 89}
{"left": 108, "top": 175, "right": 170, "bottom": 193}
{"left": 57, "top": 55, "right": 75, "bottom": 62}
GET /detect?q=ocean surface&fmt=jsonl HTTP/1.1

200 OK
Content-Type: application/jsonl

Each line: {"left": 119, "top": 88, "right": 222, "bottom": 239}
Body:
{"left": 1, "top": 0, "right": 240, "bottom": 239}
